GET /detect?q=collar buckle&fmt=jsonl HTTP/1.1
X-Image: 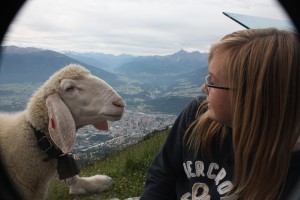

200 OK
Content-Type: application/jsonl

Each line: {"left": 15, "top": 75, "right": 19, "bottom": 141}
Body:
{"left": 38, "top": 136, "right": 53, "bottom": 153}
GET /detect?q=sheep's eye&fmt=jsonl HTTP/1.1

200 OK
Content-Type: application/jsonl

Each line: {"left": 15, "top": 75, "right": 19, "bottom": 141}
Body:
{"left": 65, "top": 85, "right": 74, "bottom": 92}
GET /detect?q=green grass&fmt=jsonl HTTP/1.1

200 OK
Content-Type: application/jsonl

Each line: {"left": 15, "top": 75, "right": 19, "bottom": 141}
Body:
{"left": 47, "top": 129, "right": 169, "bottom": 200}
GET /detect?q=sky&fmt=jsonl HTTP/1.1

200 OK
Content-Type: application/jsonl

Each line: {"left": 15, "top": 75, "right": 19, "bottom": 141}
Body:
{"left": 2, "top": 0, "right": 293, "bottom": 56}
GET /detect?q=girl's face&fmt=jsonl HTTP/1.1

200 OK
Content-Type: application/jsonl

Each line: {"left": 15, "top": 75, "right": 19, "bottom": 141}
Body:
{"left": 201, "top": 53, "right": 232, "bottom": 126}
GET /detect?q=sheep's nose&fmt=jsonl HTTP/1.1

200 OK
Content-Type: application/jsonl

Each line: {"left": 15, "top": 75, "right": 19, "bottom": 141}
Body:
{"left": 113, "top": 99, "right": 125, "bottom": 108}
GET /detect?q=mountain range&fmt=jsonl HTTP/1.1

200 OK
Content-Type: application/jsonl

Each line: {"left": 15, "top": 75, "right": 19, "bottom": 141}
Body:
{"left": 0, "top": 46, "right": 208, "bottom": 114}
{"left": 0, "top": 46, "right": 120, "bottom": 86}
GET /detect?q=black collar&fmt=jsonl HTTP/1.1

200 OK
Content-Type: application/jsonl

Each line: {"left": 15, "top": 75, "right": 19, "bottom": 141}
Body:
{"left": 29, "top": 123, "right": 64, "bottom": 162}
{"left": 29, "top": 123, "right": 80, "bottom": 179}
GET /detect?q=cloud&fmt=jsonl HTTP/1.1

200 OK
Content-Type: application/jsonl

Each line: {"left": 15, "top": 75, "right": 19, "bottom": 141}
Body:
{"left": 3, "top": 0, "right": 291, "bottom": 55}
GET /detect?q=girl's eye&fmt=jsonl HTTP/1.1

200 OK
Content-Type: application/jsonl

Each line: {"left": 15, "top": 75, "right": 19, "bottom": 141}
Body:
{"left": 207, "top": 76, "right": 215, "bottom": 85}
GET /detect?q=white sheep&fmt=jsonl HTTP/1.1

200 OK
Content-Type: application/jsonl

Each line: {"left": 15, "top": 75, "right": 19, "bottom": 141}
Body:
{"left": 0, "top": 64, "right": 125, "bottom": 200}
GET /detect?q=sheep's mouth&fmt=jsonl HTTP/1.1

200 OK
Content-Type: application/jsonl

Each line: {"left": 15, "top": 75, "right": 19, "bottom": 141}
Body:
{"left": 93, "top": 120, "right": 108, "bottom": 130}
{"left": 102, "top": 114, "right": 123, "bottom": 121}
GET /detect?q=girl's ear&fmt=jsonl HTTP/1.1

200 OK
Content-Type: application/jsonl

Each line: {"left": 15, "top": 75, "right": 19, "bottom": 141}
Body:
{"left": 46, "top": 92, "right": 76, "bottom": 154}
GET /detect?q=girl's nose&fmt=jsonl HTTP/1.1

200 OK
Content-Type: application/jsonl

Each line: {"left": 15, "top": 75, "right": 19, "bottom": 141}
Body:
{"left": 201, "top": 84, "right": 208, "bottom": 94}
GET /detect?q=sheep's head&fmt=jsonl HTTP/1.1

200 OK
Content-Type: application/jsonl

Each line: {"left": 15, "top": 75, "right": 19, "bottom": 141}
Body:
{"left": 57, "top": 71, "right": 125, "bottom": 128}
{"left": 27, "top": 64, "right": 125, "bottom": 153}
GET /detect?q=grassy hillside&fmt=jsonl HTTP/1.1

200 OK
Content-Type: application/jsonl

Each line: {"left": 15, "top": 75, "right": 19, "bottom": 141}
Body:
{"left": 47, "top": 129, "right": 169, "bottom": 200}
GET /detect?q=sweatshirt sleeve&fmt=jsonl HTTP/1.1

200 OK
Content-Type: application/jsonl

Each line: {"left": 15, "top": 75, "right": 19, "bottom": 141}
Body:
{"left": 140, "top": 97, "right": 202, "bottom": 200}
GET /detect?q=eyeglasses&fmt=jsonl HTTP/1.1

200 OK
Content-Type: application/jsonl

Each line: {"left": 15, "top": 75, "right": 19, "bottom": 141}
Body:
{"left": 204, "top": 75, "right": 230, "bottom": 93}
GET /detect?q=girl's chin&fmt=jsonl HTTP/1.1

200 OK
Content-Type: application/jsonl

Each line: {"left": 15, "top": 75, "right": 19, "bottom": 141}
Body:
{"left": 207, "top": 111, "right": 220, "bottom": 123}
{"left": 207, "top": 112, "right": 232, "bottom": 127}
{"left": 207, "top": 110, "right": 214, "bottom": 120}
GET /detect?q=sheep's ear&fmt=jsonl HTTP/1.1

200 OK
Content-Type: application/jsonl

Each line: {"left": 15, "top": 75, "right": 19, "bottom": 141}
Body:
{"left": 46, "top": 92, "right": 76, "bottom": 154}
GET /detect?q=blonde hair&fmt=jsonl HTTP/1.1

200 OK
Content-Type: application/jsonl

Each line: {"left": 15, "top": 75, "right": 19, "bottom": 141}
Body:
{"left": 186, "top": 28, "right": 300, "bottom": 199}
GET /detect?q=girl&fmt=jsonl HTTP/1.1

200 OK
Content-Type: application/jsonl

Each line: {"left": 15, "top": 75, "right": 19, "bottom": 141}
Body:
{"left": 140, "top": 28, "right": 300, "bottom": 199}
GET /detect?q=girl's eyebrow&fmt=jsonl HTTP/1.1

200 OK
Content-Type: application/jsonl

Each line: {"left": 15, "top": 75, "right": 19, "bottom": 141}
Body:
{"left": 208, "top": 72, "right": 216, "bottom": 78}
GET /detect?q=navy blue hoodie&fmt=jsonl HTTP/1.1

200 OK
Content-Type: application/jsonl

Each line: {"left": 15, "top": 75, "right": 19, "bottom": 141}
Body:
{"left": 140, "top": 96, "right": 300, "bottom": 200}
